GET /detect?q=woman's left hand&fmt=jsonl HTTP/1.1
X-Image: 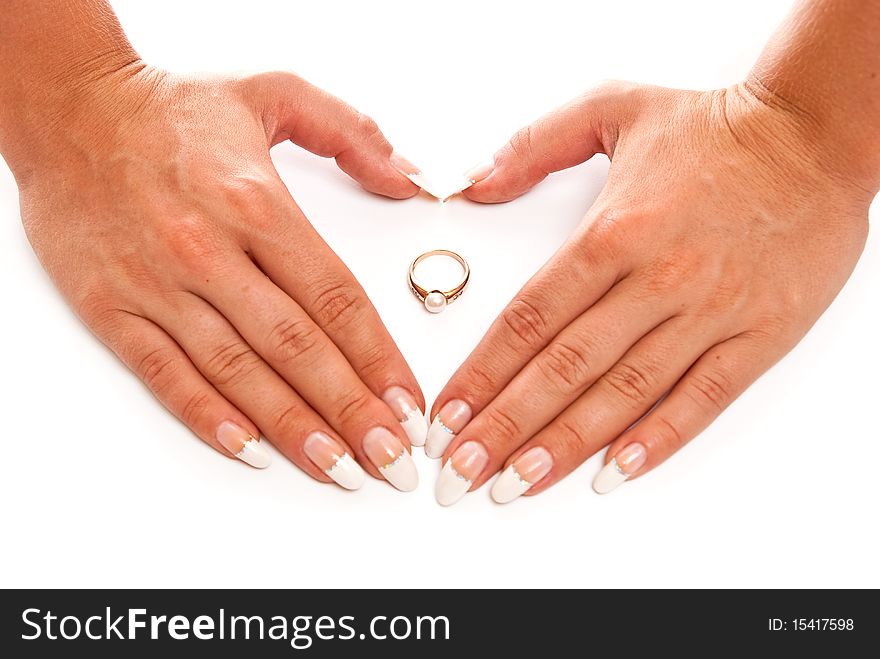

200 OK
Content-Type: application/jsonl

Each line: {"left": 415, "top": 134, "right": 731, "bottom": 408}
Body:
{"left": 427, "top": 80, "right": 874, "bottom": 505}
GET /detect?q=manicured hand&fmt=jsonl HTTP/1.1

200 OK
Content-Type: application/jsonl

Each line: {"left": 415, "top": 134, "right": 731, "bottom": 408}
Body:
{"left": 11, "top": 65, "right": 429, "bottom": 491}
{"left": 429, "top": 80, "right": 874, "bottom": 505}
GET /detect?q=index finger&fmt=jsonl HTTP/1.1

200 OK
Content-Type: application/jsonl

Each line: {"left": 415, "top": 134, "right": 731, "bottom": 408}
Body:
{"left": 426, "top": 220, "right": 627, "bottom": 457}
{"left": 242, "top": 185, "right": 428, "bottom": 447}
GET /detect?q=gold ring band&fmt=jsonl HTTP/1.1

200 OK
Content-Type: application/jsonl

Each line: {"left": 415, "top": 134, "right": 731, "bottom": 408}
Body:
{"left": 408, "top": 250, "right": 470, "bottom": 313}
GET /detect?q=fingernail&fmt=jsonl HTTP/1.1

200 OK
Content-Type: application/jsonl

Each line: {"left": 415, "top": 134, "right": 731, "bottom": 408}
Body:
{"left": 216, "top": 421, "right": 271, "bottom": 469}
{"left": 303, "top": 431, "right": 365, "bottom": 491}
{"left": 435, "top": 441, "right": 489, "bottom": 506}
{"left": 363, "top": 427, "right": 419, "bottom": 492}
{"left": 437, "top": 160, "right": 495, "bottom": 202}
{"left": 390, "top": 151, "right": 420, "bottom": 176}
{"left": 425, "top": 400, "right": 473, "bottom": 458}
{"left": 406, "top": 172, "right": 445, "bottom": 199}
{"left": 382, "top": 386, "right": 428, "bottom": 447}
{"left": 464, "top": 159, "right": 495, "bottom": 185}
{"left": 491, "top": 447, "right": 553, "bottom": 504}
{"left": 441, "top": 160, "right": 496, "bottom": 201}
{"left": 593, "top": 443, "right": 647, "bottom": 494}
{"left": 391, "top": 152, "right": 442, "bottom": 197}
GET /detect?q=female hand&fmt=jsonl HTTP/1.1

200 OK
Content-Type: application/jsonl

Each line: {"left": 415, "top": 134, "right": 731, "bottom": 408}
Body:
{"left": 429, "top": 79, "right": 875, "bottom": 505}
{"left": 8, "top": 63, "right": 429, "bottom": 491}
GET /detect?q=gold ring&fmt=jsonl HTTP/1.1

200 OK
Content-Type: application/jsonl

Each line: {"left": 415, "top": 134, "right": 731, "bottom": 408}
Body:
{"left": 408, "top": 250, "right": 470, "bottom": 313}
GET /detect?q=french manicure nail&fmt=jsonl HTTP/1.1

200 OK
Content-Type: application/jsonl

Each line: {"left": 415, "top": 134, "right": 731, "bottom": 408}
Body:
{"left": 363, "top": 427, "right": 419, "bottom": 492}
{"left": 435, "top": 441, "right": 489, "bottom": 506}
{"left": 382, "top": 386, "right": 428, "bottom": 447}
{"left": 303, "top": 431, "right": 365, "bottom": 491}
{"left": 407, "top": 172, "right": 447, "bottom": 199}
{"left": 437, "top": 160, "right": 497, "bottom": 202}
{"left": 464, "top": 159, "right": 495, "bottom": 185}
{"left": 443, "top": 160, "right": 494, "bottom": 201}
{"left": 425, "top": 400, "right": 473, "bottom": 458}
{"left": 216, "top": 421, "right": 271, "bottom": 469}
{"left": 491, "top": 447, "right": 553, "bottom": 504}
{"left": 592, "top": 443, "right": 647, "bottom": 494}
{"left": 390, "top": 151, "right": 420, "bottom": 176}
{"left": 390, "top": 152, "right": 444, "bottom": 198}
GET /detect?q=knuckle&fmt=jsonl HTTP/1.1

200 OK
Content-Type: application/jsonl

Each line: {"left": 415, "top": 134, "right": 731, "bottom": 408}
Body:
{"left": 137, "top": 347, "right": 180, "bottom": 396}
{"left": 506, "top": 125, "right": 537, "bottom": 169}
{"left": 76, "top": 289, "right": 112, "bottom": 324}
{"left": 555, "top": 418, "right": 591, "bottom": 455}
{"left": 589, "top": 79, "right": 626, "bottom": 97}
{"left": 638, "top": 254, "right": 696, "bottom": 298}
{"left": 220, "top": 173, "right": 282, "bottom": 222}
{"left": 256, "top": 69, "right": 303, "bottom": 91}
{"left": 573, "top": 208, "right": 627, "bottom": 266}
{"left": 272, "top": 402, "right": 301, "bottom": 435}
{"left": 80, "top": 295, "right": 127, "bottom": 336}
{"left": 482, "top": 406, "right": 523, "bottom": 440}
{"left": 700, "top": 275, "right": 749, "bottom": 317}
{"left": 180, "top": 391, "right": 211, "bottom": 429}
{"left": 603, "top": 360, "right": 655, "bottom": 405}
{"left": 654, "top": 414, "right": 686, "bottom": 451}
{"left": 310, "top": 280, "right": 365, "bottom": 331}
{"left": 159, "top": 214, "right": 222, "bottom": 271}
{"left": 685, "top": 369, "right": 733, "bottom": 412}
{"left": 759, "top": 286, "right": 807, "bottom": 335}
{"left": 355, "top": 112, "right": 383, "bottom": 144}
{"left": 267, "top": 317, "right": 320, "bottom": 364}
{"left": 586, "top": 79, "right": 641, "bottom": 105}
{"left": 355, "top": 342, "right": 391, "bottom": 381}
{"left": 508, "top": 125, "right": 534, "bottom": 157}
{"left": 538, "top": 340, "right": 593, "bottom": 393}
{"left": 500, "top": 297, "right": 549, "bottom": 350}
{"left": 334, "top": 389, "right": 373, "bottom": 427}
{"left": 752, "top": 316, "right": 803, "bottom": 350}
{"left": 203, "top": 340, "right": 262, "bottom": 386}
{"left": 460, "top": 359, "right": 500, "bottom": 400}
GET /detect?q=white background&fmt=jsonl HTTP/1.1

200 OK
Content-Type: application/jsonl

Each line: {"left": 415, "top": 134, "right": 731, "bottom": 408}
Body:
{"left": 1, "top": 0, "right": 878, "bottom": 589}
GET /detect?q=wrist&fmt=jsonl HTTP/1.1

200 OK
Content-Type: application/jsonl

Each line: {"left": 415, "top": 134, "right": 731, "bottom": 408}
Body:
{"left": 735, "top": 75, "right": 879, "bottom": 204}
{"left": 2, "top": 55, "right": 168, "bottom": 184}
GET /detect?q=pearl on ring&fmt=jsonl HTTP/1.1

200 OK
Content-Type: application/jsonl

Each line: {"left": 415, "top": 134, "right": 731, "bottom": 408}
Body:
{"left": 424, "top": 290, "right": 448, "bottom": 314}
{"left": 408, "top": 249, "right": 469, "bottom": 315}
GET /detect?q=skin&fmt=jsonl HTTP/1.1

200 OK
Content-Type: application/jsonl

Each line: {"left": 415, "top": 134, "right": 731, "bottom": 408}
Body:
{"left": 0, "top": 1, "right": 424, "bottom": 484}
{"left": 435, "top": 0, "right": 880, "bottom": 498}
{"left": 2, "top": 0, "right": 877, "bottom": 500}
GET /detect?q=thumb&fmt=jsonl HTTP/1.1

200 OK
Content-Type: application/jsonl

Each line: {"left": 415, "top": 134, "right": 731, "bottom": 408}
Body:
{"left": 241, "top": 71, "right": 419, "bottom": 199}
{"left": 464, "top": 81, "right": 639, "bottom": 203}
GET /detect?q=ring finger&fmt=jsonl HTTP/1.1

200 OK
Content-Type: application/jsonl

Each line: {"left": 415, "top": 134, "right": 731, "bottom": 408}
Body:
{"left": 487, "top": 318, "right": 722, "bottom": 503}
{"left": 153, "top": 292, "right": 369, "bottom": 490}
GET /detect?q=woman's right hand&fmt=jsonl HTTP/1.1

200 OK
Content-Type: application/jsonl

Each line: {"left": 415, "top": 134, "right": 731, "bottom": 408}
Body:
{"left": 7, "top": 62, "right": 428, "bottom": 492}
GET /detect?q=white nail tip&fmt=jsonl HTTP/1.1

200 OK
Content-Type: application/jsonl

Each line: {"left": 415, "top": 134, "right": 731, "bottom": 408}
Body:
{"left": 325, "top": 454, "right": 365, "bottom": 491}
{"left": 379, "top": 450, "right": 419, "bottom": 492}
{"left": 235, "top": 438, "right": 272, "bottom": 469}
{"left": 400, "top": 410, "right": 428, "bottom": 447}
{"left": 405, "top": 172, "right": 474, "bottom": 202}
{"left": 405, "top": 172, "right": 444, "bottom": 199}
{"left": 425, "top": 417, "right": 455, "bottom": 458}
{"left": 491, "top": 465, "right": 532, "bottom": 504}
{"left": 592, "top": 459, "right": 629, "bottom": 494}
{"left": 459, "top": 175, "right": 477, "bottom": 191}
{"left": 435, "top": 460, "right": 473, "bottom": 506}
{"left": 439, "top": 177, "right": 476, "bottom": 202}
